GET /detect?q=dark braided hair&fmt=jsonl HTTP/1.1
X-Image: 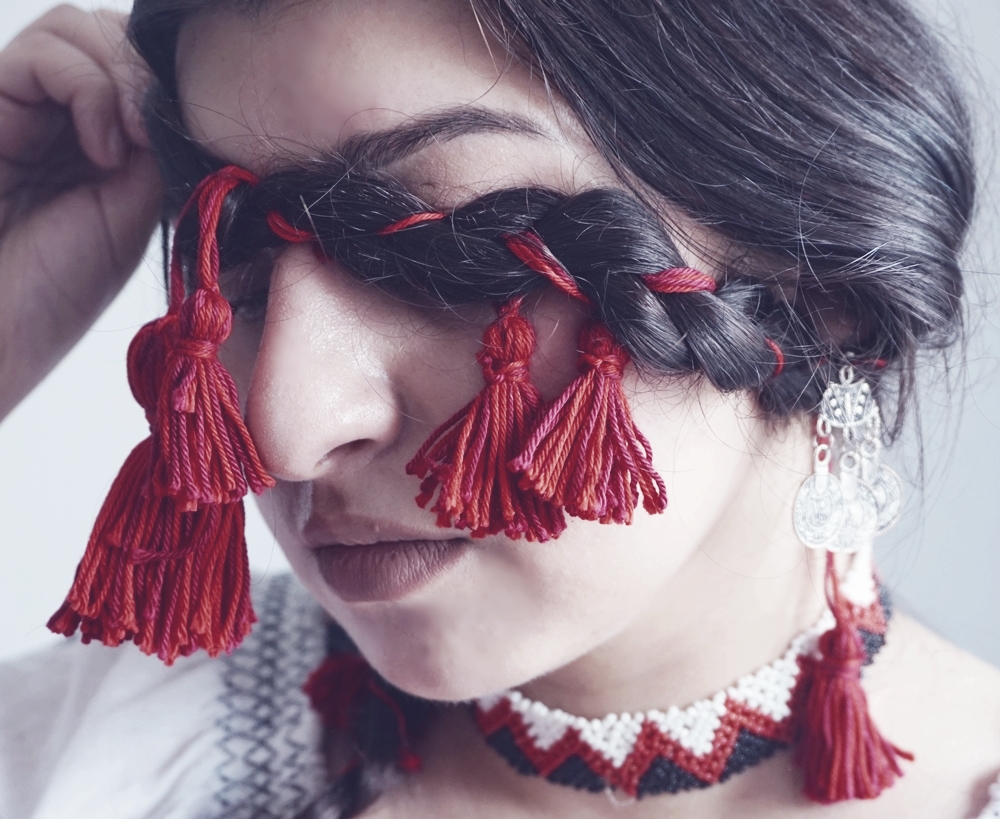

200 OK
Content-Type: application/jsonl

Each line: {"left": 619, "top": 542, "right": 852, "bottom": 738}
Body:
{"left": 184, "top": 161, "right": 784, "bottom": 395}
{"left": 128, "top": 0, "right": 975, "bottom": 431}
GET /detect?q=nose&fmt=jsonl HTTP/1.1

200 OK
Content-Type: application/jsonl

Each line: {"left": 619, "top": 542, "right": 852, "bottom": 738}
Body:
{"left": 244, "top": 246, "right": 403, "bottom": 482}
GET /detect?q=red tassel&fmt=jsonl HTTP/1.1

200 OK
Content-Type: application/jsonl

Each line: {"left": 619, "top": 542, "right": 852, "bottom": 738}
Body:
{"left": 406, "top": 298, "right": 565, "bottom": 542}
{"left": 794, "top": 553, "right": 913, "bottom": 802}
{"left": 47, "top": 318, "right": 174, "bottom": 650}
{"left": 510, "top": 321, "right": 666, "bottom": 524}
{"left": 127, "top": 316, "right": 175, "bottom": 419}
{"left": 130, "top": 500, "right": 255, "bottom": 663}
{"left": 304, "top": 653, "right": 372, "bottom": 730}
{"left": 47, "top": 438, "right": 151, "bottom": 648}
{"left": 49, "top": 166, "right": 268, "bottom": 663}
{"left": 154, "top": 288, "right": 273, "bottom": 510}
{"left": 47, "top": 438, "right": 256, "bottom": 664}
{"left": 154, "top": 167, "right": 274, "bottom": 510}
{"left": 304, "top": 653, "right": 424, "bottom": 773}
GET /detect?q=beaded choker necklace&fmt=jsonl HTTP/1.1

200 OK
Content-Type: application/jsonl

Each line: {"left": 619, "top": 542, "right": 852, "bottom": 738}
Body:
{"left": 471, "top": 586, "right": 891, "bottom": 800}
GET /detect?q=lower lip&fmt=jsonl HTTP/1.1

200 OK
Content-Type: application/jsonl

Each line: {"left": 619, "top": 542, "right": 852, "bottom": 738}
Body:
{"left": 316, "top": 539, "right": 469, "bottom": 602}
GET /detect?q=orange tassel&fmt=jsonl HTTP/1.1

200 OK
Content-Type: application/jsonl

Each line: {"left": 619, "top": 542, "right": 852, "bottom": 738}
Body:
{"left": 406, "top": 299, "right": 565, "bottom": 542}
{"left": 510, "top": 321, "right": 666, "bottom": 524}
{"left": 795, "top": 553, "right": 913, "bottom": 802}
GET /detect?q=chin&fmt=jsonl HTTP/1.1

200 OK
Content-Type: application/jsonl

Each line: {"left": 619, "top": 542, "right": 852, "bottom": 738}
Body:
{"left": 283, "top": 528, "right": 617, "bottom": 702}
{"left": 326, "top": 596, "right": 533, "bottom": 702}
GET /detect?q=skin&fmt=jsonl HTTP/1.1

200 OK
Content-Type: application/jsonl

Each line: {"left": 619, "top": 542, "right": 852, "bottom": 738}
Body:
{"left": 0, "top": 6, "right": 161, "bottom": 420}
{"left": 0, "top": 2, "right": 998, "bottom": 817}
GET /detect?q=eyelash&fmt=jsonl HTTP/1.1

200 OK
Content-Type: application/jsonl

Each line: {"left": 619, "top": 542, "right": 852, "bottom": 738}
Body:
{"left": 228, "top": 290, "right": 270, "bottom": 322}
{"left": 218, "top": 255, "right": 273, "bottom": 323}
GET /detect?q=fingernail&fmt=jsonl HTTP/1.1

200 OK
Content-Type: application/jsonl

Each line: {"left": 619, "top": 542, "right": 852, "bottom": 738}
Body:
{"left": 106, "top": 124, "right": 126, "bottom": 167}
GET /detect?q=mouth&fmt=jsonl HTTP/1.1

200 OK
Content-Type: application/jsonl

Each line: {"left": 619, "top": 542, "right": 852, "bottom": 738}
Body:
{"left": 315, "top": 537, "right": 470, "bottom": 603}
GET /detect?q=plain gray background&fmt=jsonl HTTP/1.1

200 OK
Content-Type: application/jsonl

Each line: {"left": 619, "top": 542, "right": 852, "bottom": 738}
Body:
{"left": 0, "top": 0, "right": 997, "bottom": 664}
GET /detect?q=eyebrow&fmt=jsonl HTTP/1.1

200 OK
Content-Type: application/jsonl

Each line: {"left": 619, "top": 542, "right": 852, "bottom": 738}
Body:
{"left": 338, "top": 106, "right": 547, "bottom": 170}
{"left": 170, "top": 104, "right": 549, "bottom": 201}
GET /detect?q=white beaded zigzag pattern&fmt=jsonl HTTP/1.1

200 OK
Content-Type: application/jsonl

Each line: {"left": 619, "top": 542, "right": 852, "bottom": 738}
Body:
{"left": 474, "top": 598, "right": 887, "bottom": 798}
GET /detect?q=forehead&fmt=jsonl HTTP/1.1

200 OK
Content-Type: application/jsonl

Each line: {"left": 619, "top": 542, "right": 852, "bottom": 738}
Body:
{"left": 175, "top": 0, "right": 549, "bottom": 171}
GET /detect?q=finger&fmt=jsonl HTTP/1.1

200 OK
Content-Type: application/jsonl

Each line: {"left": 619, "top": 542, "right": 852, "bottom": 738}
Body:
{"left": 0, "top": 31, "right": 124, "bottom": 169}
{"left": 23, "top": 6, "right": 151, "bottom": 148}
{"left": 0, "top": 95, "right": 69, "bottom": 167}
{"left": 0, "top": 147, "right": 163, "bottom": 416}
{"left": 23, "top": 6, "right": 128, "bottom": 65}
{"left": 30, "top": 148, "right": 163, "bottom": 298}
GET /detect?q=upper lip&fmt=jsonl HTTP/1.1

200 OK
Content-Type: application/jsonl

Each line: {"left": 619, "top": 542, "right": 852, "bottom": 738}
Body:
{"left": 302, "top": 515, "right": 467, "bottom": 549}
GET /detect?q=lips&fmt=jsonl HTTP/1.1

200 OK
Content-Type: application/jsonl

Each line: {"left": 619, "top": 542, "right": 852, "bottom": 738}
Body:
{"left": 315, "top": 537, "right": 470, "bottom": 602}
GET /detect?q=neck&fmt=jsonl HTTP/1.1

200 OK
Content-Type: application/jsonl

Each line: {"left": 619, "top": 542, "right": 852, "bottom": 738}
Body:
{"left": 518, "top": 417, "right": 826, "bottom": 718}
{"left": 408, "top": 419, "right": 831, "bottom": 818}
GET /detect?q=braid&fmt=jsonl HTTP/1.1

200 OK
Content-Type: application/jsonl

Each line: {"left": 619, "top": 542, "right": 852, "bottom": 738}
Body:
{"left": 526, "top": 189, "right": 780, "bottom": 391}
{"left": 194, "top": 158, "right": 813, "bottom": 411}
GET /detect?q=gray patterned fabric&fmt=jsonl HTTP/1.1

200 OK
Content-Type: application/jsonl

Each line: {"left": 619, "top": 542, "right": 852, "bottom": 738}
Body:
{"left": 212, "top": 574, "right": 331, "bottom": 819}
{"left": 4, "top": 573, "right": 997, "bottom": 817}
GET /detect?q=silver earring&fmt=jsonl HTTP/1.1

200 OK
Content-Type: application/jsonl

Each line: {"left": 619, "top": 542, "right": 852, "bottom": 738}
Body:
{"left": 794, "top": 366, "right": 903, "bottom": 555}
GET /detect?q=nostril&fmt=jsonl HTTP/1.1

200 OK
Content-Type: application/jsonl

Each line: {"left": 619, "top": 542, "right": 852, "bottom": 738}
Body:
{"left": 323, "top": 438, "right": 376, "bottom": 464}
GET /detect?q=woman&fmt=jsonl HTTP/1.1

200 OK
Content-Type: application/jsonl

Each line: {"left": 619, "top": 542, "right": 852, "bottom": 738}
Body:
{"left": 0, "top": 1, "right": 998, "bottom": 817}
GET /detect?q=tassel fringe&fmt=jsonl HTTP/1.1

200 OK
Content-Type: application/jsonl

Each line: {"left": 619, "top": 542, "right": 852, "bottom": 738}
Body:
{"left": 510, "top": 322, "right": 667, "bottom": 524}
{"left": 47, "top": 437, "right": 256, "bottom": 664}
{"left": 794, "top": 553, "right": 912, "bottom": 802}
{"left": 406, "top": 299, "right": 565, "bottom": 542}
{"left": 154, "top": 289, "right": 272, "bottom": 510}
{"left": 304, "top": 653, "right": 424, "bottom": 773}
{"left": 49, "top": 167, "right": 269, "bottom": 663}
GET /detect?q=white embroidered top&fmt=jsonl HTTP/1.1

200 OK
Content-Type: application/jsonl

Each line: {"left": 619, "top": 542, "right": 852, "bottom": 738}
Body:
{"left": 0, "top": 574, "right": 997, "bottom": 819}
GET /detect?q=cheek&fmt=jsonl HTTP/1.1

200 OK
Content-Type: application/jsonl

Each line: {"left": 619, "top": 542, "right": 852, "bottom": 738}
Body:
{"left": 333, "top": 523, "right": 685, "bottom": 700}
{"left": 638, "top": 380, "right": 758, "bottom": 547}
{"left": 343, "top": 482, "right": 710, "bottom": 701}
{"left": 345, "top": 382, "right": 750, "bottom": 701}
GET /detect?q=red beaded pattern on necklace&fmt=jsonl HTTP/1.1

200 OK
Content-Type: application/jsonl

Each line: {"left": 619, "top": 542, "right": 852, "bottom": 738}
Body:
{"left": 471, "top": 588, "right": 890, "bottom": 798}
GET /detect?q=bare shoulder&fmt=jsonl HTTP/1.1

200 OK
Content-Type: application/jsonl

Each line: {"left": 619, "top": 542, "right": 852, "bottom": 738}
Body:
{"left": 862, "top": 612, "right": 1000, "bottom": 818}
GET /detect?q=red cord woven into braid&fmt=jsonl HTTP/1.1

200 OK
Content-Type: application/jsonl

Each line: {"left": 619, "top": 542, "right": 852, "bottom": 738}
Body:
{"left": 502, "top": 230, "right": 591, "bottom": 304}
{"left": 267, "top": 211, "right": 315, "bottom": 243}
{"left": 642, "top": 267, "right": 717, "bottom": 294}
{"left": 166, "top": 167, "right": 259, "bottom": 312}
{"left": 377, "top": 211, "right": 447, "bottom": 236}
{"left": 765, "top": 337, "right": 785, "bottom": 378}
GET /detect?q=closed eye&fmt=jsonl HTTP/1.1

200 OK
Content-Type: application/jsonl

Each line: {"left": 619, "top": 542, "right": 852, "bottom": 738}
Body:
{"left": 219, "top": 251, "right": 274, "bottom": 323}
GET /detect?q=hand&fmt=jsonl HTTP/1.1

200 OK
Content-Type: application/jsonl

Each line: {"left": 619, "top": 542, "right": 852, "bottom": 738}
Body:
{"left": 0, "top": 5, "right": 163, "bottom": 421}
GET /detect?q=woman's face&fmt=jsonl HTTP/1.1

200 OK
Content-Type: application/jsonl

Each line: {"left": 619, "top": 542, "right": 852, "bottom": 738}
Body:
{"left": 176, "top": 0, "right": 786, "bottom": 700}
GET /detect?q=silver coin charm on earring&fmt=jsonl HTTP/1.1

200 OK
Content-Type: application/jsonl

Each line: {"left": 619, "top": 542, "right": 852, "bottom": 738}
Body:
{"left": 858, "top": 420, "right": 904, "bottom": 535}
{"left": 793, "top": 418, "right": 845, "bottom": 549}
{"left": 794, "top": 364, "right": 903, "bottom": 553}
{"left": 827, "top": 450, "right": 878, "bottom": 554}
{"left": 869, "top": 465, "right": 903, "bottom": 534}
